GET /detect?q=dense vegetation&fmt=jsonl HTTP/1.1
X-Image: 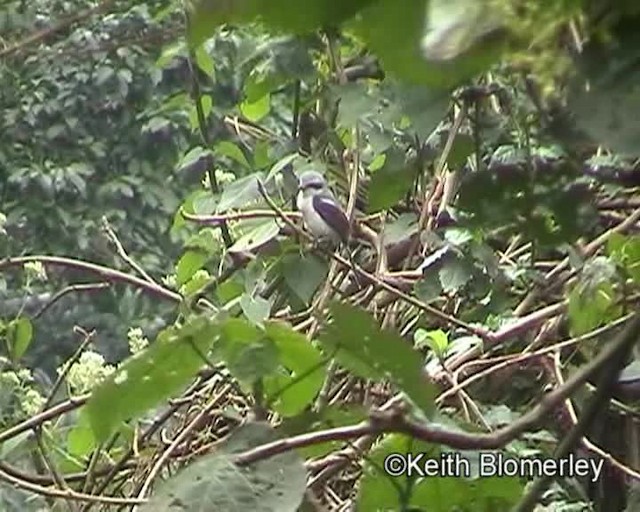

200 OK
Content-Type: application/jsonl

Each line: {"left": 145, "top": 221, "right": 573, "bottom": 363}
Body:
{"left": 1, "top": 0, "right": 640, "bottom": 510}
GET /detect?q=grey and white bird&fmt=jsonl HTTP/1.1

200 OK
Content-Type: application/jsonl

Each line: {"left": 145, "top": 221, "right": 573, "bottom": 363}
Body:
{"left": 296, "top": 170, "right": 350, "bottom": 245}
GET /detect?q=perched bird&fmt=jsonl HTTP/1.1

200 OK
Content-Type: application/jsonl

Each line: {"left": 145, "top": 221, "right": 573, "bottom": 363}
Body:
{"left": 296, "top": 170, "right": 351, "bottom": 245}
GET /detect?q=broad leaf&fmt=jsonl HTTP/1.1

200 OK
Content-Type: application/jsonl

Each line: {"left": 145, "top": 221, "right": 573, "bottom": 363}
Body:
{"left": 263, "top": 321, "right": 327, "bottom": 416}
{"left": 85, "top": 316, "right": 218, "bottom": 442}
{"left": 141, "top": 422, "right": 306, "bottom": 512}
{"left": 228, "top": 218, "right": 280, "bottom": 253}
{"left": 281, "top": 253, "right": 329, "bottom": 304}
{"left": 321, "top": 302, "right": 436, "bottom": 416}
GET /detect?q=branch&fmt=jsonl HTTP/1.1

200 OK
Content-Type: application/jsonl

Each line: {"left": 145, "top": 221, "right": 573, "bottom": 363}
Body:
{"left": 232, "top": 313, "right": 639, "bottom": 465}
{"left": 0, "top": 256, "right": 181, "bottom": 303}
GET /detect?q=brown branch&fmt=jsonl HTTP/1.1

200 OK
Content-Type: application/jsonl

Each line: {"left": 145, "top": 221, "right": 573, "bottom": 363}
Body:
{"left": 33, "top": 283, "right": 110, "bottom": 320}
{"left": 233, "top": 313, "right": 639, "bottom": 465}
{"left": 0, "top": 256, "right": 181, "bottom": 303}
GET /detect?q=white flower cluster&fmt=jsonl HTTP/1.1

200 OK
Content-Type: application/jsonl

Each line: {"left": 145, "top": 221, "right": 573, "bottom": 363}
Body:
{"left": 127, "top": 327, "right": 149, "bottom": 355}
{"left": 59, "top": 351, "right": 115, "bottom": 394}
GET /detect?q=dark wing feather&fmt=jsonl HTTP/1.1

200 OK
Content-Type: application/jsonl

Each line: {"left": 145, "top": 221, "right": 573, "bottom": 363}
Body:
{"left": 312, "top": 195, "right": 350, "bottom": 243}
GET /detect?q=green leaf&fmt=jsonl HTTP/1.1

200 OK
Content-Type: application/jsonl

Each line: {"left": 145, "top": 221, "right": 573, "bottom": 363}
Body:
{"left": 195, "top": 45, "right": 215, "bottom": 77}
{"left": 213, "top": 318, "right": 280, "bottom": 385}
{"left": 333, "top": 82, "right": 378, "bottom": 127}
{"left": 176, "top": 146, "right": 212, "bottom": 173}
{"left": 215, "top": 141, "right": 250, "bottom": 169}
{"left": 240, "top": 293, "right": 272, "bottom": 325}
{"left": 282, "top": 253, "right": 329, "bottom": 304}
{"left": 86, "top": 316, "right": 218, "bottom": 443}
{"left": 414, "top": 273, "right": 443, "bottom": 303}
{"left": 382, "top": 213, "right": 419, "bottom": 246}
{"left": 368, "top": 148, "right": 415, "bottom": 212}
{"left": 357, "top": 433, "right": 437, "bottom": 511}
{"left": 141, "top": 422, "right": 306, "bottom": 512}
{"left": 263, "top": 322, "right": 327, "bottom": 416}
{"left": 217, "top": 172, "right": 264, "bottom": 211}
{"left": 176, "top": 250, "right": 208, "bottom": 286}
{"left": 568, "top": 281, "right": 621, "bottom": 336}
{"left": 321, "top": 302, "right": 436, "bottom": 416}
{"left": 438, "top": 258, "right": 472, "bottom": 293}
{"left": 67, "top": 411, "right": 96, "bottom": 458}
{"left": 6, "top": 316, "right": 33, "bottom": 361}
{"left": 354, "top": 0, "right": 504, "bottom": 89}
{"left": 607, "top": 233, "right": 640, "bottom": 284}
{"left": 240, "top": 94, "right": 270, "bottom": 122}
{"left": 414, "top": 328, "right": 449, "bottom": 358}
{"left": 447, "top": 132, "right": 475, "bottom": 168}
{"left": 228, "top": 218, "right": 280, "bottom": 253}
{"left": 188, "top": 0, "right": 375, "bottom": 47}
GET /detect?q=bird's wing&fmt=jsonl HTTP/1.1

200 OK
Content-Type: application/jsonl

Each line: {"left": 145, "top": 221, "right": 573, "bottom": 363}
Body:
{"left": 312, "top": 195, "right": 350, "bottom": 243}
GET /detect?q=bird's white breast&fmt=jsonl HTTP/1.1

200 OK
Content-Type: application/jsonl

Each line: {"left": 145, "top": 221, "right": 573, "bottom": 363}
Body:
{"left": 296, "top": 191, "right": 338, "bottom": 241}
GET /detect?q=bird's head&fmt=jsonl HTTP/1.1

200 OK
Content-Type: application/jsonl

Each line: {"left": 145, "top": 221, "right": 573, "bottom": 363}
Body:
{"left": 297, "top": 170, "right": 328, "bottom": 197}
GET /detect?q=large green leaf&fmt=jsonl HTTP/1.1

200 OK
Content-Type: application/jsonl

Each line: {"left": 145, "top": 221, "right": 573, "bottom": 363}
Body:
{"left": 175, "top": 250, "right": 209, "bottom": 286}
{"left": 281, "top": 253, "right": 329, "bottom": 304}
{"left": 217, "top": 172, "right": 264, "bottom": 212}
{"left": 368, "top": 147, "right": 415, "bottom": 212}
{"left": 357, "top": 434, "right": 523, "bottom": 511}
{"left": 5, "top": 316, "right": 33, "bottom": 361}
{"left": 263, "top": 321, "right": 327, "bottom": 416}
{"left": 228, "top": 218, "right": 281, "bottom": 253}
{"left": 321, "top": 302, "right": 436, "bottom": 416}
{"left": 213, "top": 318, "right": 280, "bottom": 385}
{"left": 85, "top": 316, "right": 218, "bottom": 442}
{"left": 141, "top": 422, "right": 306, "bottom": 512}
{"left": 189, "top": 0, "right": 376, "bottom": 47}
{"left": 353, "top": 0, "right": 504, "bottom": 89}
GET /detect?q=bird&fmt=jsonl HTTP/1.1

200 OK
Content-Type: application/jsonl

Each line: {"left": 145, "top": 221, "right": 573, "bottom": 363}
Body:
{"left": 296, "top": 170, "right": 351, "bottom": 246}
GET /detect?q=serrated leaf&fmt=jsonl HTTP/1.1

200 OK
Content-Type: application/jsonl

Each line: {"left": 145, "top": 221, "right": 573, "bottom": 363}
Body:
{"left": 141, "top": 422, "right": 306, "bottom": 512}
{"left": 355, "top": 0, "right": 503, "bottom": 89}
{"left": 321, "top": 302, "right": 436, "bottom": 416}
{"left": 358, "top": 434, "right": 437, "bottom": 511}
{"left": 382, "top": 213, "right": 418, "bottom": 246}
{"left": 85, "top": 316, "right": 218, "bottom": 442}
{"left": 414, "top": 273, "right": 442, "bottom": 303}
